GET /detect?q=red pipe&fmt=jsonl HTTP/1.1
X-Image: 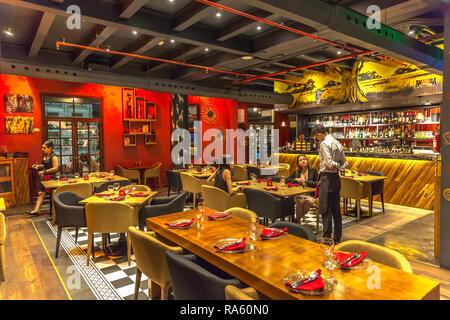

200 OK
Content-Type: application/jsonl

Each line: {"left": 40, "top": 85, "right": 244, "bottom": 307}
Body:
{"left": 56, "top": 41, "right": 306, "bottom": 86}
{"left": 229, "top": 50, "right": 375, "bottom": 86}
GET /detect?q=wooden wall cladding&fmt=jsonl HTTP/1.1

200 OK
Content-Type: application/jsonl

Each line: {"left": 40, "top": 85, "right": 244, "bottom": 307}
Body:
{"left": 277, "top": 153, "right": 437, "bottom": 210}
{"left": 13, "top": 158, "right": 30, "bottom": 206}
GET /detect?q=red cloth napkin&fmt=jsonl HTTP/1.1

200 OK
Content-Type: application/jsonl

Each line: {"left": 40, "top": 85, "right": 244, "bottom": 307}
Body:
{"left": 264, "top": 186, "right": 278, "bottom": 191}
{"left": 261, "top": 227, "right": 287, "bottom": 238}
{"left": 285, "top": 269, "right": 324, "bottom": 291}
{"left": 207, "top": 212, "right": 231, "bottom": 220}
{"left": 59, "top": 177, "right": 68, "bottom": 181}
{"left": 129, "top": 192, "right": 149, "bottom": 197}
{"left": 257, "top": 178, "right": 267, "bottom": 182}
{"left": 214, "top": 238, "right": 246, "bottom": 251}
{"left": 287, "top": 182, "right": 302, "bottom": 187}
{"left": 104, "top": 177, "right": 113, "bottom": 181}
{"left": 109, "top": 196, "right": 125, "bottom": 201}
{"left": 165, "top": 218, "right": 194, "bottom": 228}
{"left": 236, "top": 181, "right": 250, "bottom": 185}
{"left": 95, "top": 193, "right": 111, "bottom": 197}
{"left": 66, "top": 180, "right": 77, "bottom": 184}
{"left": 334, "top": 251, "right": 368, "bottom": 267}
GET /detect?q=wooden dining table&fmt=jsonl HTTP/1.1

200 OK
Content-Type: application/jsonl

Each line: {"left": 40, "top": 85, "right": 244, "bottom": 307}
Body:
{"left": 234, "top": 180, "right": 315, "bottom": 198}
{"left": 171, "top": 168, "right": 214, "bottom": 179}
{"left": 40, "top": 174, "right": 130, "bottom": 190}
{"left": 147, "top": 208, "right": 440, "bottom": 300}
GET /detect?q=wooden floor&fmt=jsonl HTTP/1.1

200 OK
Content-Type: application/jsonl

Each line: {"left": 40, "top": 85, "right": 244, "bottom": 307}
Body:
{"left": 1, "top": 197, "right": 449, "bottom": 300}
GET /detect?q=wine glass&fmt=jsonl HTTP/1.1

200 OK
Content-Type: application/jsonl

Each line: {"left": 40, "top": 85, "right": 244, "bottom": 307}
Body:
{"left": 110, "top": 170, "right": 115, "bottom": 177}
{"left": 280, "top": 177, "right": 286, "bottom": 188}
{"left": 320, "top": 238, "right": 338, "bottom": 285}
{"left": 96, "top": 169, "right": 100, "bottom": 178}
{"left": 108, "top": 185, "right": 114, "bottom": 195}
{"left": 55, "top": 172, "right": 61, "bottom": 184}
{"left": 113, "top": 183, "right": 120, "bottom": 192}
{"left": 124, "top": 185, "right": 130, "bottom": 199}
{"left": 249, "top": 173, "right": 257, "bottom": 184}
{"left": 131, "top": 183, "right": 137, "bottom": 193}
{"left": 198, "top": 203, "right": 205, "bottom": 221}
{"left": 74, "top": 172, "right": 80, "bottom": 180}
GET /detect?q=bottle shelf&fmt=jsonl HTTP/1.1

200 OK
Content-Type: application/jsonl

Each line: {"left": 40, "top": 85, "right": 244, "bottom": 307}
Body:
{"left": 308, "top": 122, "right": 440, "bottom": 128}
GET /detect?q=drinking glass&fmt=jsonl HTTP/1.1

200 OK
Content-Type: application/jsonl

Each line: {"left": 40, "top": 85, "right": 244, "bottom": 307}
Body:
{"left": 131, "top": 183, "right": 137, "bottom": 193}
{"left": 96, "top": 169, "right": 100, "bottom": 177}
{"left": 320, "top": 238, "right": 338, "bottom": 285}
{"left": 55, "top": 172, "right": 61, "bottom": 180}
{"left": 110, "top": 170, "right": 115, "bottom": 177}
{"left": 113, "top": 183, "right": 120, "bottom": 192}
{"left": 74, "top": 172, "right": 80, "bottom": 179}
{"left": 280, "top": 177, "right": 286, "bottom": 188}
{"left": 108, "top": 185, "right": 114, "bottom": 195}
{"left": 249, "top": 173, "right": 257, "bottom": 184}
{"left": 198, "top": 204, "right": 205, "bottom": 221}
{"left": 124, "top": 185, "right": 130, "bottom": 198}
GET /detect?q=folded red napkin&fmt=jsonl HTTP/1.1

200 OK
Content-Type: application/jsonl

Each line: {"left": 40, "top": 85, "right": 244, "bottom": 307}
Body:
{"left": 59, "top": 177, "right": 68, "bottom": 181}
{"left": 130, "top": 192, "right": 149, "bottom": 197}
{"left": 95, "top": 193, "right": 111, "bottom": 197}
{"left": 207, "top": 212, "right": 231, "bottom": 220}
{"left": 334, "top": 251, "right": 368, "bottom": 267}
{"left": 96, "top": 174, "right": 106, "bottom": 178}
{"left": 261, "top": 227, "right": 287, "bottom": 238}
{"left": 104, "top": 177, "right": 113, "bottom": 180}
{"left": 178, "top": 169, "right": 188, "bottom": 172}
{"left": 109, "top": 196, "right": 125, "bottom": 201}
{"left": 165, "top": 218, "right": 194, "bottom": 228}
{"left": 66, "top": 180, "right": 77, "bottom": 184}
{"left": 257, "top": 178, "right": 267, "bottom": 182}
{"left": 236, "top": 181, "right": 250, "bottom": 185}
{"left": 214, "top": 238, "right": 246, "bottom": 251}
{"left": 287, "top": 182, "right": 302, "bottom": 187}
{"left": 285, "top": 269, "right": 324, "bottom": 291}
{"left": 264, "top": 186, "right": 278, "bottom": 191}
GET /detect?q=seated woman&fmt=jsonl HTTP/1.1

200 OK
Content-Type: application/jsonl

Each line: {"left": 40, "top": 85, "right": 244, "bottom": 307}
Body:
{"left": 207, "top": 157, "right": 243, "bottom": 195}
{"left": 286, "top": 155, "right": 319, "bottom": 223}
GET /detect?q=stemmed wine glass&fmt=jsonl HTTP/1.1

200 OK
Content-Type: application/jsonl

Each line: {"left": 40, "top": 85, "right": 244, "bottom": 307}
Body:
{"left": 131, "top": 183, "right": 137, "bottom": 194}
{"left": 55, "top": 172, "right": 61, "bottom": 184}
{"left": 320, "top": 238, "right": 338, "bottom": 285}
{"left": 108, "top": 185, "right": 114, "bottom": 195}
{"left": 110, "top": 170, "right": 115, "bottom": 177}
{"left": 249, "top": 173, "right": 257, "bottom": 184}
{"left": 247, "top": 218, "right": 258, "bottom": 251}
{"left": 113, "top": 183, "right": 120, "bottom": 193}
{"left": 124, "top": 185, "right": 130, "bottom": 199}
{"left": 74, "top": 172, "right": 80, "bottom": 180}
{"left": 280, "top": 177, "right": 286, "bottom": 189}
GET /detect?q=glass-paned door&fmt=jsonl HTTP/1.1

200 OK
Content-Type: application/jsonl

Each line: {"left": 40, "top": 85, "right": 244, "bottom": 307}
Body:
{"left": 44, "top": 96, "right": 102, "bottom": 175}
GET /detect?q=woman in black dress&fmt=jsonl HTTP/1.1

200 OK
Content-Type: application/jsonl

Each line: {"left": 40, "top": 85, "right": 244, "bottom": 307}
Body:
{"left": 286, "top": 155, "right": 319, "bottom": 223}
{"left": 28, "top": 141, "right": 59, "bottom": 216}
{"left": 207, "top": 157, "right": 243, "bottom": 195}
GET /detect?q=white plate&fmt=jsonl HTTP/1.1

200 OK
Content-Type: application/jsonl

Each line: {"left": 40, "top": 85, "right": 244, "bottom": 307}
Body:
{"left": 260, "top": 228, "right": 288, "bottom": 240}
{"left": 167, "top": 219, "right": 194, "bottom": 229}
{"left": 282, "top": 271, "right": 333, "bottom": 295}
{"left": 208, "top": 214, "right": 232, "bottom": 221}
{"left": 212, "top": 239, "right": 247, "bottom": 253}
{"left": 338, "top": 258, "right": 372, "bottom": 270}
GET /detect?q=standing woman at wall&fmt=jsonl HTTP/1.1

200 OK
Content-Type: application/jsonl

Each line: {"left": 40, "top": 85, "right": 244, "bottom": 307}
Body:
{"left": 27, "top": 141, "right": 59, "bottom": 216}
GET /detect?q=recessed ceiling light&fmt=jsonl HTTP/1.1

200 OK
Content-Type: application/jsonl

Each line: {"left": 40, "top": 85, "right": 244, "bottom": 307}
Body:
{"left": 170, "top": 39, "right": 175, "bottom": 43}
{"left": 106, "top": 45, "right": 110, "bottom": 52}
{"left": 337, "top": 50, "right": 342, "bottom": 55}
{"left": 253, "top": 108, "right": 257, "bottom": 112}
{"left": 4, "top": 27, "right": 13, "bottom": 37}
{"left": 132, "top": 30, "right": 137, "bottom": 35}
{"left": 205, "top": 47, "right": 209, "bottom": 52}
{"left": 158, "top": 41, "right": 165, "bottom": 46}
{"left": 257, "top": 25, "right": 262, "bottom": 30}
{"left": 216, "top": 9, "right": 222, "bottom": 17}
{"left": 241, "top": 56, "right": 253, "bottom": 60}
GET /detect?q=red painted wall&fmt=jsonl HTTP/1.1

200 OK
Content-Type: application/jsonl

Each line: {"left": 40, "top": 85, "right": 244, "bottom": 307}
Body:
{"left": 0, "top": 74, "right": 172, "bottom": 185}
{"left": 274, "top": 112, "right": 290, "bottom": 147}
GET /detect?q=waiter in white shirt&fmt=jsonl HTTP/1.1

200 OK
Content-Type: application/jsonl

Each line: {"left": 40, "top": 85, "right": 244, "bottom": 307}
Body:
{"left": 313, "top": 124, "right": 348, "bottom": 244}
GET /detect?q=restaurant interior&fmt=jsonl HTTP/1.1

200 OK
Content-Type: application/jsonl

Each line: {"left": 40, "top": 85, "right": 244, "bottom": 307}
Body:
{"left": 0, "top": 0, "right": 449, "bottom": 302}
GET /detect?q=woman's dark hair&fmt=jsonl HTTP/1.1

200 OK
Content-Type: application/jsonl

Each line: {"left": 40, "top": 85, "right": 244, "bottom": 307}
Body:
{"left": 217, "top": 155, "right": 232, "bottom": 172}
{"left": 43, "top": 140, "right": 54, "bottom": 149}
{"left": 296, "top": 155, "right": 309, "bottom": 174}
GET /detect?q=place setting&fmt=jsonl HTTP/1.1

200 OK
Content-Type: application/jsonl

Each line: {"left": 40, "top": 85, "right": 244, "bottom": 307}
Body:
{"left": 260, "top": 227, "right": 288, "bottom": 240}
{"left": 165, "top": 217, "right": 195, "bottom": 229}
{"left": 213, "top": 237, "right": 247, "bottom": 253}
{"left": 283, "top": 269, "right": 334, "bottom": 295}
{"left": 207, "top": 211, "right": 232, "bottom": 221}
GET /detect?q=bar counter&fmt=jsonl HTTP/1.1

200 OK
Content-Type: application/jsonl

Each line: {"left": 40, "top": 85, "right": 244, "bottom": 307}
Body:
{"left": 277, "top": 152, "right": 440, "bottom": 210}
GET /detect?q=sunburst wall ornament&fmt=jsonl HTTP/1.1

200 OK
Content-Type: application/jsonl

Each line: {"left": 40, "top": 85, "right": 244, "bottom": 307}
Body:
{"left": 201, "top": 105, "right": 219, "bottom": 124}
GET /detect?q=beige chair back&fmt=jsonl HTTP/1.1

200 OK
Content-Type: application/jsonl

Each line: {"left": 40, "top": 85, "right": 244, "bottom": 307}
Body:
{"left": 0, "top": 212, "right": 5, "bottom": 281}
{"left": 232, "top": 165, "right": 248, "bottom": 181}
{"left": 134, "top": 185, "right": 152, "bottom": 192}
{"left": 335, "top": 240, "right": 413, "bottom": 273}
{"left": 128, "top": 227, "right": 183, "bottom": 289}
{"left": 340, "top": 177, "right": 364, "bottom": 199}
{"left": 144, "top": 162, "right": 162, "bottom": 187}
{"left": 276, "top": 163, "right": 290, "bottom": 178}
{"left": 180, "top": 172, "right": 206, "bottom": 194}
{"left": 225, "top": 207, "right": 257, "bottom": 223}
{"left": 201, "top": 185, "right": 247, "bottom": 212}
{"left": 114, "top": 165, "right": 140, "bottom": 180}
{"left": 85, "top": 202, "right": 136, "bottom": 234}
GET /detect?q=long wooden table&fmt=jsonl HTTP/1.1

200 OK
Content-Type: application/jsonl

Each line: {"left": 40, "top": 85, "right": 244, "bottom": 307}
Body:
{"left": 40, "top": 175, "right": 129, "bottom": 189}
{"left": 147, "top": 208, "right": 440, "bottom": 300}
{"left": 234, "top": 180, "right": 315, "bottom": 197}
{"left": 170, "top": 169, "right": 213, "bottom": 179}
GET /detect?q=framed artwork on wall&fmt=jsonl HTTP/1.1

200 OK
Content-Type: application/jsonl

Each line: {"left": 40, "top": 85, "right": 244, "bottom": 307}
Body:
{"left": 4, "top": 94, "right": 34, "bottom": 113}
{"left": 122, "top": 88, "right": 135, "bottom": 119}
{"left": 5, "top": 116, "right": 34, "bottom": 134}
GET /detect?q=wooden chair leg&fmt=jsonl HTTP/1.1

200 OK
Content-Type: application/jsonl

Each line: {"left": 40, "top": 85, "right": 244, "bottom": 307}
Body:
{"left": 87, "top": 232, "right": 93, "bottom": 266}
{"left": 126, "top": 233, "right": 132, "bottom": 266}
{"left": 149, "top": 280, "right": 162, "bottom": 299}
{"left": 75, "top": 227, "right": 79, "bottom": 243}
{"left": 161, "top": 285, "right": 170, "bottom": 300}
{"left": 158, "top": 177, "right": 161, "bottom": 188}
{"left": 381, "top": 194, "right": 385, "bottom": 213}
{"left": 369, "top": 195, "right": 373, "bottom": 217}
{"left": 134, "top": 268, "right": 142, "bottom": 300}
{"left": 55, "top": 226, "right": 62, "bottom": 258}
{"left": 357, "top": 200, "right": 361, "bottom": 221}
{"left": 167, "top": 186, "right": 171, "bottom": 197}
{"left": 193, "top": 193, "right": 196, "bottom": 209}
{"left": 0, "top": 244, "right": 5, "bottom": 281}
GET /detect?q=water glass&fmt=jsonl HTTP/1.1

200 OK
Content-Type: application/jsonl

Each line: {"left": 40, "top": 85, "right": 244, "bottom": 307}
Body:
{"left": 110, "top": 170, "right": 115, "bottom": 177}
{"left": 108, "top": 185, "right": 114, "bottom": 195}
{"left": 250, "top": 173, "right": 257, "bottom": 184}
{"left": 131, "top": 183, "right": 137, "bottom": 193}
{"left": 74, "top": 172, "right": 80, "bottom": 179}
{"left": 320, "top": 238, "right": 338, "bottom": 285}
{"left": 113, "top": 183, "right": 120, "bottom": 192}
{"left": 55, "top": 172, "right": 61, "bottom": 180}
{"left": 281, "top": 177, "right": 286, "bottom": 188}
{"left": 96, "top": 169, "right": 100, "bottom": 177}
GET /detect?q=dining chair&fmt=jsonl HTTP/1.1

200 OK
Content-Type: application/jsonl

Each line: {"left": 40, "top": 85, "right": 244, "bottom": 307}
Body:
{"left": 85, "top": 202, "right": 136, "bottom": 266}
{"left": 340, "top": 177, "right": 371, "bottom": 220}
{"left": 225, "top": 285, "right": 267, "bottom": 300}
{"left": 0, "top": 212, "right": 5, "bottom": 281}
{"left": 362, "top": 171, "right": 385, "bottom": 214}
{"left": 144, "top": 162, "right": 162, "bottom": 188}
{"left": 276, "top": 163, "right": 290, "bottom": 178}
{"left": 53, "top": 192, "right": 87, "bottom": 258}
{"left": 224, "top": 207, "right": 257, "bottom": 223}
{"left": 139, "top": 191, "right": 188, "bottom": 230}
{"left": 93, "top": 179, "right": 131, "bottom": 193}
{"left": 166, "top": 170, "right": 182, "bottom": 197}
{"left": 114, "top": 165, "right": 140, "bottom": 184}
{"left": 268, "top": 221, "right": 316, "bottom": 242}
{"left": 201, "top": 185, "right": 247, "bottom": 212}
{"left": 128, "top": 227, "right": 184, "bottom": 300}
{"left": 335, "top": 240, "right": 413, "bottom": 273}
{"left": 246, "top": 166, "right": 261, "bottom": 179}
{"left": 134, "top": 185, "right": 152, "bottom": 192}
{"left": 232, "top": 165, "right": 247, "bottom": 182}
{"left": 244, "top": 188, "right": 284, "bottom": 226}
{"left": 52, "top": 182, "right": 92, "bottom": 223}
{"left": 180, "top": 172, "right": 209, "bottom": 209}
{"left": 165, "top": 251, "right": 246, "bottom": 300}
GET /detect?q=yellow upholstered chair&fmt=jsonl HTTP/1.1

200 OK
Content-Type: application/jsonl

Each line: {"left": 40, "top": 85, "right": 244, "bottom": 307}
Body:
{"left": 85, "top": 202, "right": 136, "bottom": 266}
{"left": 0, "top": 211, "right": 6, "bottom": 281}
{"left": 224, "top": 207, "right": 257, "bottom": 223}
{"left": 180, "top": 172, "right": 209, "bottom": 209}
{"left": 134, "top": 185, "right": 152, "bottom": 192}
{"left": 232, "top": 165, "right": 248, "bottom": 181}
{"left": 276, "top": 163, "right": 290, "bottom": 178}
{"left": 335, "top": 240, "right": 413, "bottom": 273}
{"left": 144, "top": 162, "right": 162, "bottom": 188}
{"left": 340, "top": 177, "right": 371, "bottom": 220}
{"left": 201, "top": 185, "right": 247, "bottom": 212}
{"left": 225, "top": 285, "right": 269, "bottom": 300}
{"left": 128, "top": 227, "right": 183, "bottom": 300}
{"left": 114, "top": 165, "right": 140, "bottom": 184}
{"left": 52, "top": 182, "right": 93, "bottom": 224}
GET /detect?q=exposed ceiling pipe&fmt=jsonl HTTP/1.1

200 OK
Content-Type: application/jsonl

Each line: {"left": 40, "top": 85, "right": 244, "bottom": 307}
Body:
{"left": 229, "top": 50, "right": 375, "bottom": 86}
{"left": 55, "top": 41, "right": 306, "bottom": 86}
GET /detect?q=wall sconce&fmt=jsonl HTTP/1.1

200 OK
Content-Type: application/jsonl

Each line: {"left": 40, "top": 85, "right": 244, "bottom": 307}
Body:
{"left": 281, "top": 121, "right": 286, "bottom": 127}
